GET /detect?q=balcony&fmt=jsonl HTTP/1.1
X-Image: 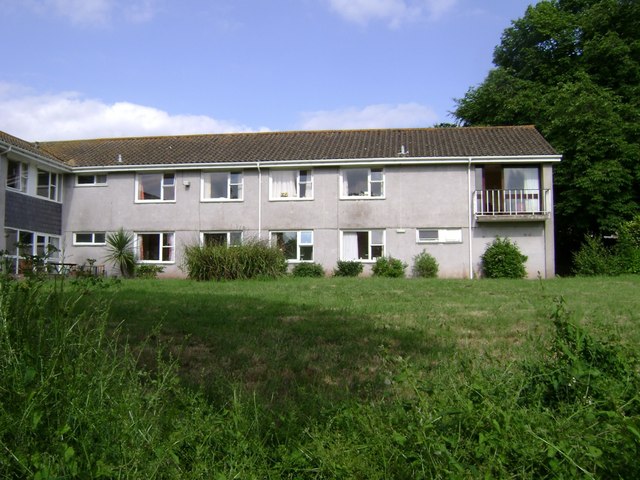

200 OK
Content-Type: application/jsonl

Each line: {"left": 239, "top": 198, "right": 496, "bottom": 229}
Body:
{"left": 474, "top": 189, "right": 551, "bottom": 222}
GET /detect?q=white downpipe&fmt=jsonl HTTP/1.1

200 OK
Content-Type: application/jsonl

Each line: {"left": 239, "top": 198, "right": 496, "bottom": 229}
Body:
{"left": 257, "top": 162, "right": 262, "bottom": 240}
{"left": 467, "top": 157, "right": 474, "bottom": 279}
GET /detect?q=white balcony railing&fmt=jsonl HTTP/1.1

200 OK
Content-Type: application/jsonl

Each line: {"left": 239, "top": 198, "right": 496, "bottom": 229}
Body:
{"left": 474, "top": 189, "right": 551, "bottom": 216}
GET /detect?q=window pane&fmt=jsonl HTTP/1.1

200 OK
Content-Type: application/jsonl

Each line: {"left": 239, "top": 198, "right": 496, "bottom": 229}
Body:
{"left": 96, "top": 175, "right": 107, "bottom": 184}
{"left": 371, "top": 245, "right": 384, "bottom": 259}
{"left": 272, "top": 170, "right": 296, "bottom": 197}
{"left": 229, "top": 231, "right": 242, "bottom": 246}
{"left": 37, "top": 170, "right": 49, "bottom": 197}
{"left": 504, "top": 168, "right": 539, "bottom": 190}
{"left": 209, "top": 172, "right": 228, "bottom": 198}
{"left": 94, "top": 233, "right": 106, "bottom": 243}
{"left": 76, "top": 233, "right": 93, "bottom": 243}
{"left": 345, "top": 169, "right": 368, "bottom": 196}
{"left": 204, "top": 233, "right": 227, "bottom": 246}
{"left": 7, "top": 161, "right": 19, "bottom": 188}
{"left": 48, "top": 238, "right": 60, "bottom": 258}
{"left": 162, "top": 234, "right": 174, "bottom": 262}
{"left": 163, "top": 173, "right": 175, "bottom": 185}
{"left": 300, "top": 246, "right": 313, "bottom": 261}
{"left": 140, "top": 234, "right": 160, "bottom": 260}
{"left": 357, "top": 232, "right": 369, "bottom": 259}
{"left": 370, "top": 230, "right": 384, "bottom": 245}
{"left": 299, "top": 231, "right": 313, "bottom": 245}
{"left": 419, "top": 229, "right": 439, "bottom": 242}
{"left": 139, "top": 174, "right": 162, "bottom": 200}
{"left": 77, "top": 175, "right": 94, "bottom": 184}
{"left": 370, "top": 182, "right": 383, "bottom": 197}
{"left": 371, "top": 169, "right": 383, "bottom": 181}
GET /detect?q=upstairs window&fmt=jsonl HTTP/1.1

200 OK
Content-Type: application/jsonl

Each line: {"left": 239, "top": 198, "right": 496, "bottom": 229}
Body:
{"left": 270, "top": 170, "right": 313, "bottom": 199}
{"left": 341, "top": 230, "right": 384, "bottom": 261}
{"left": 37, "top": 170, "right": 61, "bottom": 201}
{"left": 202, "top": 171, "right": 243, "bottom": 201}
{"left": 341, "top": 168, "right": 384, "bottom": 198}
{"left": 271, "top": 231, "right": 313, "bottom": 262}
{"left": 6, "top": 160, "right": 28, "bottom": 192}
{"left": 202, "top": 231, "right": 242, "bottom": 247}
{"left": 137, "top": 173, "right": 175, "bottom": 202}
{"left": 77, "top": 174, "right": 107, "bottom": 186}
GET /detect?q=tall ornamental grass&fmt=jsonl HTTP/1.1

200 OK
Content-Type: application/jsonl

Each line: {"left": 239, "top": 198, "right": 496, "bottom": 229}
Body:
{"left": 183, "top": 240, "right": 287, "bottom": 281}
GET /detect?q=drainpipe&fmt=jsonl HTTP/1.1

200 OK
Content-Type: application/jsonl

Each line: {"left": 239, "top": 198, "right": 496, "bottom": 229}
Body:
{"left": 257, "top": 161, "right": 262, "bottom": 240}
{"left": 468, "top": 157, "right": 474, "bottom": 279}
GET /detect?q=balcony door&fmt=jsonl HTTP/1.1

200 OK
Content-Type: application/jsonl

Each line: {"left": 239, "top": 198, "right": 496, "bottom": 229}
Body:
{"left": 478, "top": 166, "right": 540, "bottom": 214}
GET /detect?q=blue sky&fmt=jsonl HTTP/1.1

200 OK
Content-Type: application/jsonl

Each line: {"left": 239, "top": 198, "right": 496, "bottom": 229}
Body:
{"left": 1, "top": 0, "right": 536, "bottom": 141}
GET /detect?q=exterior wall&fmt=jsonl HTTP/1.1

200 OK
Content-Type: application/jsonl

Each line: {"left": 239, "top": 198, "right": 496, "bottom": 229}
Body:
{"left": 0, "top": 155, "right": 6, "bottom": 251}
{"left": 62, "top": 162, "right": 556, "bottom": 278}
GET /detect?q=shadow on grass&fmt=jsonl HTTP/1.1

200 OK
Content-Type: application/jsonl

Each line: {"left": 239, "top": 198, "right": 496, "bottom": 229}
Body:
{"left": 105, "top": 286, "right": 455, "bottom": 416}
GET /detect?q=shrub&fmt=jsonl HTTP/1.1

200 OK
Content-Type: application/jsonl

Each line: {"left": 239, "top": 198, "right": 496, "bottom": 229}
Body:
{"left": 183, "top": 240, "right": 287, "bottom": 281}
{"left": 104, "top": 228, "right": 135, "bottom": 277}
{"left": 333, "top": 261, "right": 363, "bottom": 277}
{"left": 372, "top": 256, "right": 407, "bottom": 278}
{"left": 135, "top": 264, "right": 165, "bottom": 279}
{"left": 616, "top": 214, "right": 640, "bottom": 274}
{"left": 572, "top": 235, "right": 619, "bottom": 276}
{"left": 413, "top": 251, "right": 439, "bottom": 278}
{"left": 481, "top": 237, "right": 527, "bottom": 278}
{"left": 292, "top": 262, "right": 325, "bottom": 277}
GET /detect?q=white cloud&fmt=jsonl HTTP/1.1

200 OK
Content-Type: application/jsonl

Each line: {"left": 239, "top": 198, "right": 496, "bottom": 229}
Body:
{"left": 299, "top": 103, "right": 438, "bottom": 130}
{"left": 20, "top": 0, "right": 157, "bottom": 26}
{"left": 0, "top": 84, "right": 260, "bottom": 141}
{"left": 327, "top": 0, "right": 456, "bottom": 27}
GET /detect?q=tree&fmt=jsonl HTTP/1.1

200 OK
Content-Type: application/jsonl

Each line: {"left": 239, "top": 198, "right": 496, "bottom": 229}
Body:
{"left": 105, "top": 228, "right": 136, "bottom": 277}
{"left": 454, "top": 0, "right": 640, "bottom": 272}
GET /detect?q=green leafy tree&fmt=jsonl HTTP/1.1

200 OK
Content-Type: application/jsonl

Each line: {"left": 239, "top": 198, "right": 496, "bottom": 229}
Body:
{"left": 454, "top": 0, "right": 640, "bottom": 271}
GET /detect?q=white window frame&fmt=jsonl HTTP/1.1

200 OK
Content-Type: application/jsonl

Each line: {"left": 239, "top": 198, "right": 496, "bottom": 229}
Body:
{"left": 201, "top": 231, "right": 243, "bottom": 247}
{"left": 340, "top": 167, "right": 385, "bottom": 199}
{"left": 73, "top": 232, "right": 107, "bottom": 246}
{"left": 135, "top": 172, "right": 176, "bottom": 203}
{"left": 37, "top": 169, "right": 61, "bottom": 202}
{"left": 76, "top": 174, "right": 108, "bottom": 186}
{"left": 201, "top": 171, "right": 243, "bottom": 201}
{"left": 3, "top": 228, "right": 61, "bottom": 274}
{"left": 416, "top": 228, "right": 463, "bottom": 244}
{"left": 270, "top": 230, "right": 314, "bottom": 262}
{"left": 269, "top": 169, "right": 313, "bottom": 200}
{"left": 135, "top": 232, "right": 175, "bottom": 263}
{"left": 6, "top": 160, "right": 28, "bottom": 192}
{"left": 340, "top": 230, "right": 385, "bottom": 262}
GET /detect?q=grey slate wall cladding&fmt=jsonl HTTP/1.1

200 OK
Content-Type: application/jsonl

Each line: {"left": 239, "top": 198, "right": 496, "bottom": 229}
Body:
{"left": 4, "top": 190, "right": 62, "bottom": 235}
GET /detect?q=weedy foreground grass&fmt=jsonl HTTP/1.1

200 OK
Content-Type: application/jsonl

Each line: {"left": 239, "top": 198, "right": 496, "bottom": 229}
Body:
{"left": 2, "top": 274, "right": 639, "bottom": 478}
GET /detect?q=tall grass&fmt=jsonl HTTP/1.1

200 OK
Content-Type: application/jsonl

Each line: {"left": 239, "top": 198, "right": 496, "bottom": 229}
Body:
{"left": 183, "top": 240, "right": 287, "bottom": 280}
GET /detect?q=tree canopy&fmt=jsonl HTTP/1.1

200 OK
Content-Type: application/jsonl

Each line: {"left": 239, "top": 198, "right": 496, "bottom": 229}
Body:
{"left": 454, "top": 0, "right": 640, "bottom": 268}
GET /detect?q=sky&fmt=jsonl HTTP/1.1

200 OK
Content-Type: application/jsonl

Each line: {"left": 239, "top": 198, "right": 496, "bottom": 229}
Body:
{"left": 1, "top": 0, "right": 537, "bottom": 141}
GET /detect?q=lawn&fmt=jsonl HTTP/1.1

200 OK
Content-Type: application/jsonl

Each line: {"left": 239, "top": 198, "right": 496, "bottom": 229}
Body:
{"left": 100, "top": 276, "right": 640, "bottom": 407}
{"left": 4, "top": 274, "right": 638, "bottom": 478}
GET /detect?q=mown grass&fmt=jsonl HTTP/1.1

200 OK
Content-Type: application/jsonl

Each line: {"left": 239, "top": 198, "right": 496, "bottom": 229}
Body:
{"left": 3, "top": 274, "right": 639, "bottom": 478}
{"left": 101, "top": 276, "right": 640, "bottom": 401}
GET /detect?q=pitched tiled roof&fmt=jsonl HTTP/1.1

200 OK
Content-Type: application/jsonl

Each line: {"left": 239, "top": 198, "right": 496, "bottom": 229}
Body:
{"left": 0, "top": 130, "right": 67, "bottom": 166}
{"left": 34, "top": 125, "right": 558, "bottom": 168}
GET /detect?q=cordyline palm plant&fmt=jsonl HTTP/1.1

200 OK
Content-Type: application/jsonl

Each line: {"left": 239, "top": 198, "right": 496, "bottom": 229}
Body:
{"left": 105, "top": 228, "right": 135, "bottom": 277}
